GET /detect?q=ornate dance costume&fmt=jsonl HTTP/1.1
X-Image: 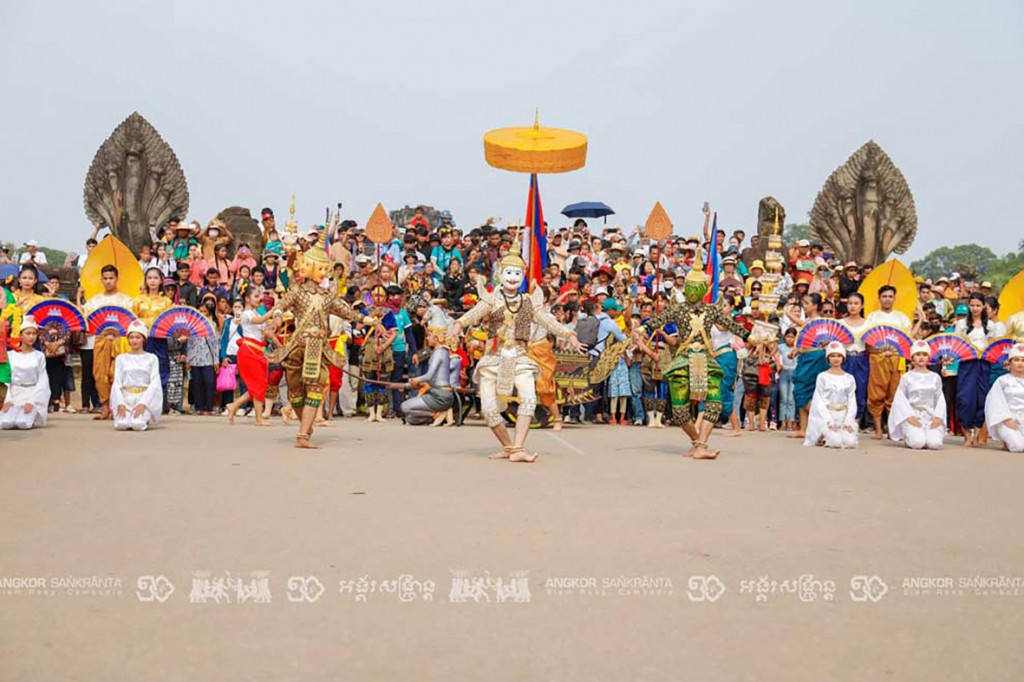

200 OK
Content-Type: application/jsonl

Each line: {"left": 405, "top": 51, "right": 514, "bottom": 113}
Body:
{"left": 456, "top": 286, "right": 574, "bottom": 428}
{"left": 0, "top": 345, "right": 49, "bottom": 430}
{"left": 360, "top": 307, "right": 396, "bottom": 410}
{"left": 111, "top": 351, "right": 162, "bottom": 431}
{"left": 640, "top": 319, "right": 674, "bottom": 423}
{"left": 889, "top": 369, "right": 946, "bottom": 450}
{"left": 803, "top": 371, "right": 858, "bottom": 449}
{"left": 644, "top": 300, "right": 750, "bottom": 427}
{"left": 401, "top": 345, "right": 456, "bottom": 425}
{"left": 268, "top": 281, "right": 365, "bottom": 413}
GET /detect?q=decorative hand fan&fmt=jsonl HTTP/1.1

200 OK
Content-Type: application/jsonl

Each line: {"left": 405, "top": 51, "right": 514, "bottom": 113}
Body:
{"left": 860, "top": 324, "right": 913, "bottom": 357}
{"left": 86, "top": 306, "right": 136, "bottom": 336}
{"left": 151, "top": 306, "right": 215, "bottom": 339}
{"left": 982, "top": 336, "right": 1015, "bottom": 365}
{"left": 796, "top": 319, "right": 854, "bottom": 350}
{"left": 27, "top": 299, "right": 86, "bottom": 333}
{"left": 925, "top": 332, "right": 979, "bottom": 364}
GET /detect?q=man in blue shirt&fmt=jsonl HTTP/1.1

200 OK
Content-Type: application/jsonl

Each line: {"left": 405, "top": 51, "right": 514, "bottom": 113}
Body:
{"left": 584, "top": 299, "right": 628, "bottom": 423}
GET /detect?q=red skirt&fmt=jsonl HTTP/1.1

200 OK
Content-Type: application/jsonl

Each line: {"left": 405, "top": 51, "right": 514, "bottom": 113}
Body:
{"left": 238, "top": 338, "right": 269, "bottom": 401}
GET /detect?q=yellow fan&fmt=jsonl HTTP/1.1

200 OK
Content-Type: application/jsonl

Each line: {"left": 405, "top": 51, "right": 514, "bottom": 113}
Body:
{"left": 997, "top": 269, "right": 1024, "bottom": 321}
{"left": 858, "top": 258, "right": 917, "bottom": 319}
{"left": 80, "top": 235, "right": 144, "bottom": 299}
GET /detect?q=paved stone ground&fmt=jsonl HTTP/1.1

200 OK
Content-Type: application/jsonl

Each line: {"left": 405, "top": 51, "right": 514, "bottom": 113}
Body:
{"left": 1, "top": 415, "right": 1022, "bottom": 681}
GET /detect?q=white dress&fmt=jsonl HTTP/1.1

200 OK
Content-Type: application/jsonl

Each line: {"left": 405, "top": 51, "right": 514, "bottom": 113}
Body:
{"left": 804, "top": 371, "right": 858, "bottom": 449}
{"left": 888, "top": 370, "right": 946, "bottom": 449}
{"left": 985, "top": 374, "right": 1024, "bottom": 452}
{"left": 0, "top": 350, "right": 49, "bottom": 430}
{"left": 110, "top": 352, "right": 163, "bottom": 431}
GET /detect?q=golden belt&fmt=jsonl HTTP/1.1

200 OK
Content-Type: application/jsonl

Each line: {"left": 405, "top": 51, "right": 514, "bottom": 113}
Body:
{"left": 124, "top": 386, "right": 148, "bottom": 395}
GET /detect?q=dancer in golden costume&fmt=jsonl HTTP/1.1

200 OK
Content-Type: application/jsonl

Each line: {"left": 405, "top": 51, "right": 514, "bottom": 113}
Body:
{"left": 268, "top": 233, "right": 376, "bottom": 449}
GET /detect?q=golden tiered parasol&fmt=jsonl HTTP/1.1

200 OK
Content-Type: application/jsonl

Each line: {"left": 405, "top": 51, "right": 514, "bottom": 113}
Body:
{"left": 484, "top": 112, "right": 587, "bottom": 174}
{"left": 483, "top": 112, "right": 587, "bottom": 288}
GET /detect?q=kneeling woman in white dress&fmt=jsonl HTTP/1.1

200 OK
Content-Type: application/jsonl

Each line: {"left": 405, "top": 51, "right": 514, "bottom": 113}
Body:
{"left": 888, "top": 340, "right": 946, "bottom": 450}
{"left": 804, "top": 341, "right": 858, "bottom": 449}
{"left": 985, "top": 342, "right": 1024, "bottom": 453}
{"left": 0, "top": 315, "right": 50, "bottom": 430}
{"left": 111, "top": 320, "right": 163, "bottom": 431}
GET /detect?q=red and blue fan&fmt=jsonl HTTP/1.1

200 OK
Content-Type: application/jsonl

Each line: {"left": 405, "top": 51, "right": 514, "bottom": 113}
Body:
{"left": 982, "top": 336, "right": 1015, "bottom": 366}
{"left": 860, "top": 324, "right": 913, "bottom": 357}
{"left": 86, "top": 305, "right": 136, "bottom": 336}
{"left": 151, "top": 306, "right": 215, "bottom": 339}
{"left": 27, "top": 299, "right": 86, "bottom": 334}
{"left": 796, "top": 319, "right": 854, "bottom": 350}
{"left": 925, "top": 332, "right": 979, "bottom": 364}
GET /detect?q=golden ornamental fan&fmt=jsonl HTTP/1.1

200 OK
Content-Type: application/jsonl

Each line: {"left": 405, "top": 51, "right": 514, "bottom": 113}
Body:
{"left": 644, "top": 201, "right": 673, "bottom": 242}
{"left": 365, "top": 203, "right": 393, "bottom": 245}
{"left": 589, "top": 338, "right": 629, "bottom": 385}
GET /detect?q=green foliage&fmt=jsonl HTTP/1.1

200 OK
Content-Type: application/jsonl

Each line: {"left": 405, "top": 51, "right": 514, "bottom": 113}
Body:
{"left": 783, "top": 223, "right": 810, "bottom": 243}
{"left": 2, "top": 241, "right": 70, "bottom": 268}
{"left": 910, "top": 242, "right": 1024, "bottom": 290}
{"left": 910, "top": 244, "right": 998, "bottom": 281}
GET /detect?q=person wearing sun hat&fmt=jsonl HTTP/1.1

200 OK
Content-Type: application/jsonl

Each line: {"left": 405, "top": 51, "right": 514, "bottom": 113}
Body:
{"left": 985, "top": 342, "right": 1024, "bottom": 452}
{"left": 889, "top": 339, "right": 946, "bottom": 449}
{"left": 803, "top": 341, "right": 858, "bottom": 449}
{"left": 0, "top": 315, "right": 50, "bottom": 430}
{"left": 110, "top": 319, "right": 163, "bottom": 432}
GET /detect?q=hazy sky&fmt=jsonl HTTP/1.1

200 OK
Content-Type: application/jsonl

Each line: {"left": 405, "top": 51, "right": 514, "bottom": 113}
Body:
{"left": 1, "top": 0, "right": 1021, "bottom": 260}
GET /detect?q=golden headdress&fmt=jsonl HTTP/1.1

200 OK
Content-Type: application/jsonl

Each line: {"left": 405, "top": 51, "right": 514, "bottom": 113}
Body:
{"left": 498, "top": 227, "right": 527, "bottom": 271}
{"left": 685, "top": 248, "right": 709, "bottom": 285}
{"left": 303, "top": 230, "right": 329, "bottom": 265}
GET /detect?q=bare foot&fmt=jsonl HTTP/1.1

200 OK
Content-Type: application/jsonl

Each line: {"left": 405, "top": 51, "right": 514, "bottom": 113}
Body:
{"left": 488, "top": 450, "right": 511, "bottom": 460}
{"left": 552, "top": 420, "right": 563, "bottom": 432}
{"left": 225, "top": 402, "right": 239, "bottom": 424}
{"left": 725, "top": 429, "right": 742, "bottom": 437}
{"left": 693, "top": 447, "right": 720, "bottom": 460}
{"left": 509, "top": 449, "right": 538, "bottom": 463}
{"left": 294, "top": 437, "right": 322, "bottom": 450}
{"left": 758, "top": 424, "right": 768, "bottom": 432}
{"left": 430, "top": 412, "right": 446, "bottom": 426}
{"left": 787, "top": 431, "right": 804, "bottom": 439}
{"left": 93, "top": 407, "right": 110, "bottom": 421}
{"left": 873, "top": 432, "right": 883, "bottom": 440}
{"left": 254, "top": 419, "right": 274, "bottom": 427}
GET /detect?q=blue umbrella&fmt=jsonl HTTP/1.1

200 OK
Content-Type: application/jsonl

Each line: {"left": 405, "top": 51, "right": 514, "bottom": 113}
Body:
{"left": 561, "top": 201, "right": 615, "bottom": 220}
{"left": 0, "top": 263, "right": 49, "bottom": 283}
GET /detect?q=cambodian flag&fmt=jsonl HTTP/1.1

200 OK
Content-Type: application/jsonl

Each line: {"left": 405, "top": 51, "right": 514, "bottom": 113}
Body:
{"left": 521, "top": 173, "right": 548, "bottom": 291}
{"left": 703, "top": 212, "right": 720, "bottom": 303}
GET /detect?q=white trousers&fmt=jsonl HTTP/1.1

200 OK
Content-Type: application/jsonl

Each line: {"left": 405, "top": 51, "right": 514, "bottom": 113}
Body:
{"left": 902, "top": 424, "right": 944, "bottom": 450}
{"left": 0, "top": 406, "right": 42, "bottom": 430}
{"left": 822, "top": 427, "right": 858, "bottom": 449}
{"left": 478, "top": 364, "right": 537, "bottom": 428}
{"left": 993, "top": 424, "right": 1024, "bottom": 453}
{"left": 114, "top": 409, "right": 155, "bottom": 431}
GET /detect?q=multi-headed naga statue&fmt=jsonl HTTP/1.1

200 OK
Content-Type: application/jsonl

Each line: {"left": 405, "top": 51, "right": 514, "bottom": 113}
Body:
{"left": 810, "top": 140, "right": 917, "bottom": 266}
{"left": 83, "top": 112, "right": 190, "bottom": 253}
